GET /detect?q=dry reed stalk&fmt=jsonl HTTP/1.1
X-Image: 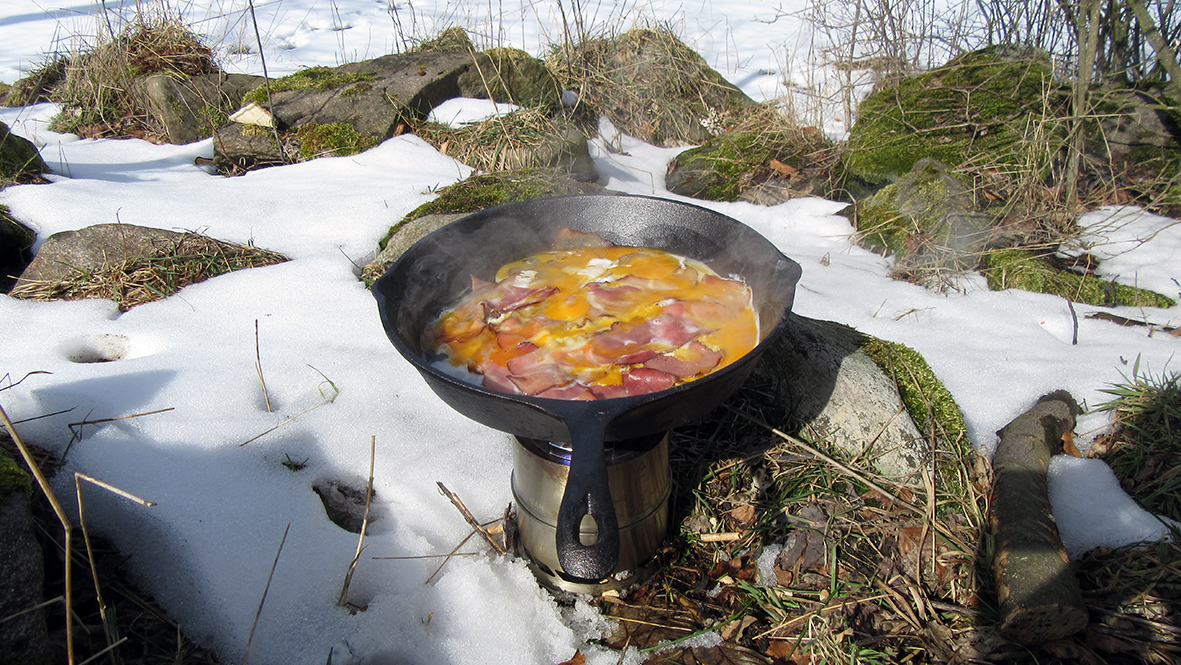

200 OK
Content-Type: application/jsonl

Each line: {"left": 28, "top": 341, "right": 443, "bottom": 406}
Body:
{"left": 339, "top": 435, "right": 376, "bottom": 607}
{"left": 239, "top": 400, "right": 331, "bottom": 446}
{"left": 242, "top": 522, "right": 290, "bottom": 665}
{"left": 0, "top": 401, "right": 77, "bottom": 664}
{"left": 255, "top": 320, "right": 272, "bottom": 413}
{"left": 68, "top": 407, "right": 175, "bottom": 442}
{"left": 74, "top": 471, "right": 155, "bottom": 654}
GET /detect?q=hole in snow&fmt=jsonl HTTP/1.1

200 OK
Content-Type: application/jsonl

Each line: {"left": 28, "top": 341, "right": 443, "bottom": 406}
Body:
{"left": 59, "top": 334, "right": 165, "bottom": 363}
{"left": 61, "top": 334, "right": 131, "bottom": 363}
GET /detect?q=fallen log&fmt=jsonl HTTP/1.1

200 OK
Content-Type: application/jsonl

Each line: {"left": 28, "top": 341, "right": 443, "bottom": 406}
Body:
{"left": 990, "top": 390, "right": 1088, "bottom": 645}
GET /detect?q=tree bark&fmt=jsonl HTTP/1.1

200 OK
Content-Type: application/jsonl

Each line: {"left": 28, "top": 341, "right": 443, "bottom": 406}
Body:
{"left": 990, "top": 390, "right": 1088, "bottom": 645}
{"left": 1066, "top": 0, "right": 1102, "bottom": 209}
{"left": 1127, "top": 0, "right": 1181, "bottom": 102}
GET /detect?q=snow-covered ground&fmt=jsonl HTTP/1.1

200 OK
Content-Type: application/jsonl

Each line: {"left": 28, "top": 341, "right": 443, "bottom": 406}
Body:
{"left": 2, "top": 1, "right": 1179, "bottom": 664}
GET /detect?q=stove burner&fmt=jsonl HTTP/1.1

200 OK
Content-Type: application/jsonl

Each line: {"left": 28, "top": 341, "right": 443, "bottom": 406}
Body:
{"left": 511, "top": 433, "right": 670, "bottom": 593}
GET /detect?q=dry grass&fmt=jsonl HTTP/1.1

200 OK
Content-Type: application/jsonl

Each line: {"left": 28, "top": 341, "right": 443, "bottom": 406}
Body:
{"left": 588, "top": 366, "right": 999, "bottom": 663}
{"left": 547, "top": 26, "right": 757, "bottom": 148}
{"left": 410, "top": 106, "right": 578, "bottom": 173}
{"left": 45, "top": 13, "right": 216, "bottom": 140}
{"left": 9, "top": 232, "right": 287, "bottom": 311}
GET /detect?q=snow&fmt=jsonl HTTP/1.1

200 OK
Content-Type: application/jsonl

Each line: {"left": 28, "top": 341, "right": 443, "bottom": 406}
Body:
{"left": 1, "top": 1, "right": 1180, "bottom": 664}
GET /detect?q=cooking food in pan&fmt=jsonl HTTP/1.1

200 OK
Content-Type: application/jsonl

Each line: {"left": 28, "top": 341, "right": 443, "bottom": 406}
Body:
{"left": 426, "top": 230, "right": 758, "bottom": 400}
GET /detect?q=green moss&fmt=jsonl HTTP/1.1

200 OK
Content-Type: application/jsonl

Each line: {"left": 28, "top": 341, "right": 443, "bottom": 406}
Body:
{"left": 860, "top": 338, "right": 969, "bottom": 450}
{"left": 982, "top": 248, "right": 1176, "bottom": 307}
{"left": 843, "top": 48, "right": 1070, "bottom": 185}
{"left": 411, "top": 27, "right": 475, "bottom": 53}
{"left": 0, "top": 449, "right": 32, "bottom": 497}
{"left": 199, "top": 104, "right": 229, "bottom": 130}
{"left": 379, "top": 168, "right": 605, "bottom": 249}
{"left": 295, "top": 122, "right": 378, "bottom": 159}
{"left": 342, "top": 81, "right": 372, "bottom": 96}
{"left": 242, "top": 67, "right": 378, "bottom": 106}
{"left": 666, "top": 129, "right": 830, "bottom": 201}
{"left": 853, "top": 159, "right": 993, "bottom": 282}
{"left": 859, "top": 337, "right": 970, "bottom": 499}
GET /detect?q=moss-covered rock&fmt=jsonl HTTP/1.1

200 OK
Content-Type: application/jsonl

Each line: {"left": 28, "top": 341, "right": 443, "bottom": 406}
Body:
{"left": 549, "top": 28, "right": 761, "bottom": 147}
{"left": 665, "top": 127, "right": 832, "bottom": 202}
{"left": 294, "top": 122, "right": 378, "bottom": 159}
{"left": 982, "top": 248, "right": 1176, "bottom": 307}
{"left": 411, "top": 27, "right": 476, "bottom": 53}
{"left": 853, "top": 158, "right": 995, "bottom": 282}
{"left": 458, "top": 47, "right": 562, "bottom": 110}
{"left": 391, "top": 167, "right": 607, "bottom": 238}
{"left": 411, "top": 108, "right": 597, "bottom": 181}
{"left": 0, "top": 122, "right": 47, "bottom": 181}
{"left": 843, "top": 47, "right": 1069, "bottom": 190}
{"left": 3, "top": 58, "right": 68, "bottom": 107}
{"left": 242, "top": 66, "right": 378, "bottom": 107}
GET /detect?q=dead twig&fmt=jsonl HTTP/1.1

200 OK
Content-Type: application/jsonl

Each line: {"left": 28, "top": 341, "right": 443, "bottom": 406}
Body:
{"left": 424, "top": 531, "right": 478, "bottom": 585}
{"left": 436, "top": 482, "right": 505, "bottom": 554}
{"left": 0, "top": 370, "right": 52, "bottom": 392}
{"left": 239, "top": 400, "right": 331, "bottom": 447}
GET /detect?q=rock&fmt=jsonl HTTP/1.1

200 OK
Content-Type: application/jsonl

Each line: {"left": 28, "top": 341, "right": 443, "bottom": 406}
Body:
{"left": 754, "top": 314, "right": 937, "bottom": 481}
{"left": 11, "top": 224, "right": 287, "bottom": 308}
{"left": 14, "top": 224, "right": 203, "bottom": 290}
{"left": 553, "top": 28, "right": 762, "bottom": 147}
{"left": 3, "top": 59, "right": 67, "bottom": 107}
{"left": 0, "top": 206, "right": 35, "bottom": 293}
{"left": 456, "top": 47, "right": 562, "bottom": 110}
{"left": 0, "top": 121, "right": 47, "bottom": 180}
{"left": 852, "top": 157, "right": 995, "bottom": 283}
{"left": 842, "top": 47, "right": 1067, "bottom": 193}
{"left": 136, "top": 72, "right": 266, "bottom": 144}
{"left": 365, "top": 212, "right": 468, "bottom": 280}
{"left": 313, "top": 478, "right": 377, "bottom": 534}
{"left": 1092, "top": 88, "right": 1181, "bottom": 192}
{"left": 0, "top": 442, "right": 51, "bottom": 665}
{"left": 415, "top": 112, "right": 598, "bottom": 182}
{"left": 665, "top": 127, "right": 831, "bottom": 203}
{"left": 214, "top": 52, "right": 482, "bottom": 168}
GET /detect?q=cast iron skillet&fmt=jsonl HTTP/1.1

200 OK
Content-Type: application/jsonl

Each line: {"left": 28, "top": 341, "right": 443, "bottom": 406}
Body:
{"left": 372, "top": 194, "right": 801, "bottom": 582}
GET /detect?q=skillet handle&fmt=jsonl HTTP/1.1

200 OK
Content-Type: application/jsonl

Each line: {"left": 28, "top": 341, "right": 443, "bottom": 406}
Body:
{"left": 555, "top": 415, "right": 619, "bottom": 582}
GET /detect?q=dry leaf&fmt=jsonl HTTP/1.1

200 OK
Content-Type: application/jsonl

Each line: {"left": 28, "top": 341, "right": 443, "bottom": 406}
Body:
{"left": 730, "top": 504, "right": 756, "bottom": 525}
{"left": 769, "top": 158, "right": 798, "bottom": 177}
{"left": 1085, "top": 629, "right": 1137, "bottom": 655}
{"left": 1040, "top": 639, "right": 1104, "bottom": 665}
{"left": 556, "top": 651, "right": 585, "bottom": 665}
{"left": 1062, "top": 430, "right": 1083, "bottom": 457}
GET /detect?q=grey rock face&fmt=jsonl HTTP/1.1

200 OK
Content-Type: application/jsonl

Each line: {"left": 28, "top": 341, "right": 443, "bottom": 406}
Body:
{"left": 755, "top": 314, "right": 930, "bottom": 480}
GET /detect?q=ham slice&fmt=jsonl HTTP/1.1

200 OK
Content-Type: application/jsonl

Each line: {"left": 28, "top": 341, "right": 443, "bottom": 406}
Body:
{"left": 622, "top": 368, "right": 678, "bottom": 395}
{"left": 643, "top": 341, "right": 723, "bottom": 379}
